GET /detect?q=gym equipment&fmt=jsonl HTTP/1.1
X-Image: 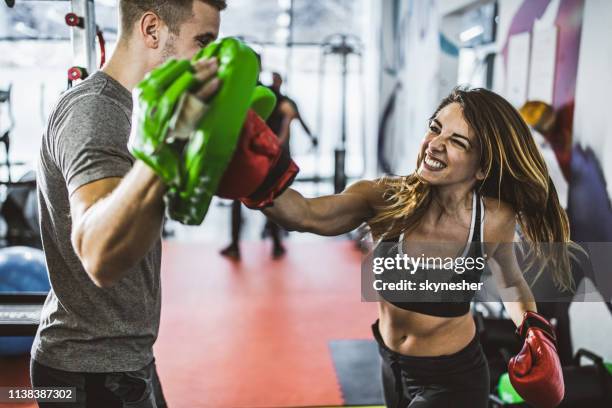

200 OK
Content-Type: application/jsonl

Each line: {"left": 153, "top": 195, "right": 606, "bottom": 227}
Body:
{"left": 508, "top": 311, "right": 564, "bottom": 407}
{"left": 0, "top": 84, "right": 40, "bottom": 248}
{"left": 492, "top": 349, "right": 612, "bottom": 408}
{"left": 0, "top": 293, "right": 46, "bottom": 355}
{"left": 329, "top": 339, "right": 384, "bottom": 405}
{"left": 0, "top": 246, "right": 49, "bottom": 293}
{"left": 217, "top": 109, "right": 299, "bottom": 209}
{"left": 0, "top": 171, "right": 40, "bottom": 248}
{"left": 0, "top": 84, "right": 21, "bottom": 184}
{"left": 130, "top": 37, "right": 270, "bottom": 225}
{"left": 223, "top": 36, "right": 363, "bottom": 196}
{"left": 0, "top": 247, "right": 49, "bottom": 356}
{"left": 65, "top": 10, "right": 106, "bottom": 88}
{"left": 475, "top": 310, "right": 522, "bottom": 392}
{"left": 69, "top": 0, "right": 98, "bottom": 79}
{"left": 479, "top": 304, "right": 612, "bottom": 408}
{"left": 317, "top": 34, "right": 366, "bottom": 193}
{"left": 3, "top": 1, "right": 104, "bottom": 86}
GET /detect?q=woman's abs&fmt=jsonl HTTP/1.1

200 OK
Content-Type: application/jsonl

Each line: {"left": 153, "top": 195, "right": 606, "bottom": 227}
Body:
{"left": 377, "top": 300, "right": 476, "bottom": 356}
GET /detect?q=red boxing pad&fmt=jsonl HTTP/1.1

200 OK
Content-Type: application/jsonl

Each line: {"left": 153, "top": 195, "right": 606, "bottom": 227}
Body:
{"left": 217, "top": 110, "right": 298, "bottom": 207}
{"left": 508, "top": 311, "right": 564, "bottom": 408}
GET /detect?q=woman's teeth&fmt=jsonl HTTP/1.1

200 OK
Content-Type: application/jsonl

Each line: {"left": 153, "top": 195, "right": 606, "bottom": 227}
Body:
{"left": 424, "top": 156, "right": 446, "bottom": 169}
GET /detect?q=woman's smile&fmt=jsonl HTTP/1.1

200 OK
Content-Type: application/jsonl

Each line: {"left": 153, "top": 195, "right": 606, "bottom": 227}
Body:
{"left": 423, "top": 153, "right": 447, "bottom": 171}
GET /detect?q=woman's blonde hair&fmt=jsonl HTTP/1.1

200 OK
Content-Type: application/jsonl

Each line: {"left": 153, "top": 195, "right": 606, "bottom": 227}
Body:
{"left": 370, "top": 87, "right": 574, "bottom": 291}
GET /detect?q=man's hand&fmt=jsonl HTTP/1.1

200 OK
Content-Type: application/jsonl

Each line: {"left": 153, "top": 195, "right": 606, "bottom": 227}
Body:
{"left": 128, "top": 57, "right": 219, "bottom": 187}
{"left": 192, "top": 58, "right": 220, "bottom": 100}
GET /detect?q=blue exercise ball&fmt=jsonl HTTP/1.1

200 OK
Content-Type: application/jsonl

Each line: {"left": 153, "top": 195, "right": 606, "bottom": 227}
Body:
{"left": 0, "top": 246, "right": 50, "bottom": 292}
{"left": 0, "top": 246, "right": 50, "bottom": 356}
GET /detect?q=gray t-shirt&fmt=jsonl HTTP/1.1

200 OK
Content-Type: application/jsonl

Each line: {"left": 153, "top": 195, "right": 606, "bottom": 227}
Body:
{"left": 32, "top": 71, "right": 162, "bottom": 372}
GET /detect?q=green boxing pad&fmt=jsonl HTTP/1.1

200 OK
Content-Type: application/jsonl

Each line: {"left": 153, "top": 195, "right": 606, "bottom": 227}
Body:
{"left": 250, "top": 86, "right": 277, "bottom": 121}
{"left": 128, "top": 59, "right": 198, "bottom": 187}
{"left": 167, "top": 37, "right": 261, "bottom": 225}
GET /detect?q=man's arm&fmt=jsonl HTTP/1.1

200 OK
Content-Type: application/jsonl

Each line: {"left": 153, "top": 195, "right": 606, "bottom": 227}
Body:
{"left": 263, "top": 179, "right": 384, "bottom": 236}
{"left": 70, "top": 57, "right": 219, "bottom": 288}
{"left": 70, "top": 163, "right": 165, "bottom": 288}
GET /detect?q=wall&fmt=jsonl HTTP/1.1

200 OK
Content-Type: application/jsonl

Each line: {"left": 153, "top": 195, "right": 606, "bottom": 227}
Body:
{"left": 377, "top": 0, "right": 442, "bottom": 175}
{"left": 566, "top": 0, "right": 612, "bottom": 359}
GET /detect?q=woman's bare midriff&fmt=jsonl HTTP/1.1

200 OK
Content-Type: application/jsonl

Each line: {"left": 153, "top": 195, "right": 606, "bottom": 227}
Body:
{"left": 378, "top": 300, "right": 476, "bottom": 356}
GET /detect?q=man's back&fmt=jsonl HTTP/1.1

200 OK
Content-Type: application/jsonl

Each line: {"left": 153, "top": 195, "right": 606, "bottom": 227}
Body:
{"left": 33, "top": 71, "right": 162, "bottom": 372}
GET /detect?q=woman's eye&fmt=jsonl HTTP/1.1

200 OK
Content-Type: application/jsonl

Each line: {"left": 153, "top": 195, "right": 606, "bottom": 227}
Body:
{"left": 429, "top": 125, "right": 440, "bottom": 133}
{"left": 452, "top": 139, "right": 467, "bottom": 149}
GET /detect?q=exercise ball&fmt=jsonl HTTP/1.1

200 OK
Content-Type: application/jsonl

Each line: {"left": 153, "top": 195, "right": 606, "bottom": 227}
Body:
{"left": 0, "top": 246, "right": 49, "bottom": 292}
{"left": 0, "top": 246, "right": 49, "bottom": 356}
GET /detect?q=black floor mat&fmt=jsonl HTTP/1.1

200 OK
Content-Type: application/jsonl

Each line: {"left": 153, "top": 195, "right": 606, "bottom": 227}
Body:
{"left": 329, "top": 339, "right": 385, "bottom": 406}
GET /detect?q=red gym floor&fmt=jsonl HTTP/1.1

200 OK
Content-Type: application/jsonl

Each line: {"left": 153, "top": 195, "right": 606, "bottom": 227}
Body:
{"left": 1, "top": 239, "right": 378, "bottom": 407}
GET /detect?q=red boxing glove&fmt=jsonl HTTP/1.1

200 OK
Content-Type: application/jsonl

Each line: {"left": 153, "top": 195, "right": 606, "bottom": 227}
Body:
{"left": 508, "top": 311, "right": 564, "bottom": 408}
{"left": 217, "top": 109, "right": 299, "bottom": 208}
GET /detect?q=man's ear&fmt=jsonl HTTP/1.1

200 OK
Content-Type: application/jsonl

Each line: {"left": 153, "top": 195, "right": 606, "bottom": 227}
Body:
{"left": 139, "top": 11, "right": 163, "bottom": 49}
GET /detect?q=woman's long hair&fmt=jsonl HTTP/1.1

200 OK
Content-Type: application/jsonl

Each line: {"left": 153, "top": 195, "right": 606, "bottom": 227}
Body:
{"left": 370, "top": 87, "right": 575, "bottom": 291}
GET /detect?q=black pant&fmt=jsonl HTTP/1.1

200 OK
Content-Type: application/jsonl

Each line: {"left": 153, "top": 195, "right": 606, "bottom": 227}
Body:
{"left": 372, "top": 320, "right": 490, "bottom": 408}
{"left": 229, "top": 200, "right": 283, "bottom": 247}
{"left": 30, "top": 359, "right": 167, "bottom": 408}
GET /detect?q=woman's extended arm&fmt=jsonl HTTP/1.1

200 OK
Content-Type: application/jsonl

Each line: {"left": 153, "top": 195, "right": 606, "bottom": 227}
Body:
{"left": 488, "top": 203, "right": 565, "bottom": 408}
{"left": 489, "top": 245, "right": 537, "bottom": 326}
{"left": 263, "top": 179, "right": 384, "bottom": 236}
{"left": 486, "top": 203, "right": 537, "bottom": 326}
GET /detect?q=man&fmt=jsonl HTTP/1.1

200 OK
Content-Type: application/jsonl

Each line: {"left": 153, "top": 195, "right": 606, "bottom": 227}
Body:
{"left": 266, "top": 72, "right": 316, "bottom": 149}
{"left": 221, "top": 71, "right": 316, "bottom": 260}
{"left": 31, "top": 1, "right": 225, "bottom": 406}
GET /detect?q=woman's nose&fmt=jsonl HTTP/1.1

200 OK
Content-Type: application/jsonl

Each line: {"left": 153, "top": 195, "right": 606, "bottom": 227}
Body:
{"left": 428, "top": 135, "right": 446, "bottom": 151}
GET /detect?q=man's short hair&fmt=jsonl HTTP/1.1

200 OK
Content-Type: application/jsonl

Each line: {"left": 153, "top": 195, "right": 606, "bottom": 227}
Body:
{"left": 120, "top": 0, "right": 227, "bottom": 35}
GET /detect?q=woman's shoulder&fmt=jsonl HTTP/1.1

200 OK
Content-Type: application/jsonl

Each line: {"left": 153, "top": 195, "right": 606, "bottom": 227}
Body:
{"left": 344, "top": 178, "right": 388, "bottom": 207}
{"left": 481, "top": 196, "right": 517, "bottom": 241}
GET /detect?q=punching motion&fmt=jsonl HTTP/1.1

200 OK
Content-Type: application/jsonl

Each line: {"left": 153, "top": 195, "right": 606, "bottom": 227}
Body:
{"left": 32, "top": 0, "right": 297, "bottom": 401}
{"left": 251, "top": 88, "right": 569, "bottom": 407}
{"left": 221, "top": 71, "right": 316, "bottom": 260}
{"left": 129, "top": 38, "right": 283, "bottom": 225}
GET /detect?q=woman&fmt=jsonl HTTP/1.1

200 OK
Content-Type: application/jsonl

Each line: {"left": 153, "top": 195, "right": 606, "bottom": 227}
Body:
{"left": 262, "top": 87, "right": 570, "bottom": 407}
